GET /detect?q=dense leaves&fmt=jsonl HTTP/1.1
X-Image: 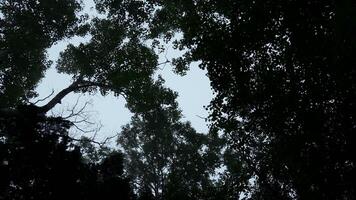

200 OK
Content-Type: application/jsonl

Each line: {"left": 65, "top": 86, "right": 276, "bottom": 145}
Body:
{"left": 56, "top": 17, "right": 158, "bottom": 97}
{"left": 118, "top": 86, "right": 221, "bottom": 200}
{"left": 0, "top": 0, "right": 84, "bottom": 107}
{"left": 1, "top": 0, "right": 356, "bottom": 199}
{"left": 152, "top": 0, "right": 356, "bottom": 199}
{"left": 0, "top": 0, "right": 165, "bottom": 199}
{"left": 0, "top": 105, "right": 133, "bottom": 200}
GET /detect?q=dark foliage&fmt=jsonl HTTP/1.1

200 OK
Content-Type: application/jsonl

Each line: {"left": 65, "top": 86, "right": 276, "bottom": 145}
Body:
{"left": 2, "top": 0, "right": 355, "bottom": 199}
{"left": 118, "top": 83, "right": 222, "bottom": 200}
{"left": 0, "top": 105, "right": 133, "bottom": 200}
{"left": 151, "top": 0, "right": 356, "bottom": 199}
{"left": 0, "top": 0, "right": 84, "bottom": 107}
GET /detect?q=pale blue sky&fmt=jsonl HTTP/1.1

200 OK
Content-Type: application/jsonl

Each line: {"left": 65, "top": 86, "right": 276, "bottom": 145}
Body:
{"left": 31, "top": 0, "right": 213, "bottom": 144}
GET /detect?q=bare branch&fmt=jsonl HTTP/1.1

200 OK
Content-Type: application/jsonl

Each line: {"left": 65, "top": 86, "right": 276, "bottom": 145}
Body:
{"left": 101, "top": 133, "right": 119, "bottom": 145}
{"left": 71, "top": 123, "right": 96, "bottom": 134}
{"left": 66, "top": 128, "right": 117, "bottom": 147}
{"left": 91, "top": 127, "right": 99, "bottom": 141}
{"left": 66, "top": 135, "right": 107, "bottom": 146}
{"left": 71, "top": 118, "right": 96, "bottom": 125}
{"left": 62, "top": 96, "right": 92, "bottom": 120}
{"left": 196, "top": 115, "right": 207, "bottom": 120}
{"left": 62, "top": 95, "right": 82, "bottom": 119}
{"left": 33, "top": 89, "right": 55, "bottom": 105}
{"left": 157, "top": 60, "right": 170, "bottom": 70}
{"left": 69, "top": 113, "right": 102, "bottom": 134}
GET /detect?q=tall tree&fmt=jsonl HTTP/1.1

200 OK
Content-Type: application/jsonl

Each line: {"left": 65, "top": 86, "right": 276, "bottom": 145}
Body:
{"left": 0, "top": 0, "right": 84, "bottom": 107}
{"left": 149, "top": 0, "right": 356, "bottom": 199}
{"left": 118, "top": 79, "right": 221, "bottom": 200}
{"left": 0, "top": 0, "right": 163, "bottom": 115}
{"left": 0, "top": 0, "right": 187, "bottom": 199}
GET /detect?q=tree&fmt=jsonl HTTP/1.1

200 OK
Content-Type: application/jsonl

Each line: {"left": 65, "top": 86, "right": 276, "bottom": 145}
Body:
{"left": 118, "top": 79, "right": 220, "bottom": 200}
{"left": 0, "top": 104, "right": 133, "bottom": 199}
{"left": 0, "top": 0, "right": 164, "bottom": 114}
{"left": 149, "top": 0, "right": 356, "bottom": 199}
{"left": 0, "top": 0, "right": 84, "bottom": 107}
{"left": 0, "top": 0, "right": 181, "bottom": 199}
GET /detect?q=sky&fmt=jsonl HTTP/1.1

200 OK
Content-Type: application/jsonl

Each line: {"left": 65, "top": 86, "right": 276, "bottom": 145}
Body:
{"left": 31, "top": 0, "right": 213, "bottom": 144}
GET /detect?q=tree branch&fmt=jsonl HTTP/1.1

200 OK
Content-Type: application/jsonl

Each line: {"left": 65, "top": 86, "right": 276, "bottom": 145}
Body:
{"left": 67, "top": 134, "right": 109, "bottom": 147}
{"left": 38, "top": 79, "right": 83, "bottom": 113}
{"left": 33, "top": 89, "right": 55, "bottom": 105}
{"left": 37, "top": 79, "right": 122, "bottom": 114}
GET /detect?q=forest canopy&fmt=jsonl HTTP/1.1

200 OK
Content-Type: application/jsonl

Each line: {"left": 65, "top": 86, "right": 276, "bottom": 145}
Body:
{"left": 1, "top": 0, "right": 355, "bottom": 200}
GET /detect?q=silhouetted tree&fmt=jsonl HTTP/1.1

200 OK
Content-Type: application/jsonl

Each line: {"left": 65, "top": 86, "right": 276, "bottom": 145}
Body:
{"left": 149, "top": 0, "right": 356, "bottom": 199}
{"left": 0, "top": 104, "right": 133, "bottom": 199}
{"left": 0, "top": 0, "right": 177, "bottom": 199}
{"left": 5, "top": 0, "right": 353, "bottom": 199}
{"left": 0, "top": 0, "right": 84, "bottom": 107}
{"left": 118, "top": 80, "right": 221, "bottom": 200}
{"left": 0, "top": 0, "right": 165, "bottom": 113}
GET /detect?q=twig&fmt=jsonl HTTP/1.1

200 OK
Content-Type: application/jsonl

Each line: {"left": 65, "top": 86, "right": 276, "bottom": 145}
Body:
{"left": 67, "top": 130, "right": 115, "bottom": 147}
{"left": 33, "top": 89, "right": 55, "bottom": 104}
{"left": 71, "top": 123, "right": 96, "bottom": 133}
{"left": 67, "top": 135, "right": 107, "bottom": 146}
{"left": 196, "top": 115, "right": 207, "bottom": 120}
{"left": 101, "top": 133, "right": 119, "bottom": 145}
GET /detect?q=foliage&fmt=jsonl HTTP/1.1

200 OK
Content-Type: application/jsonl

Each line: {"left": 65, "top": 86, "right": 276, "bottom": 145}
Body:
{"left": 118, "top": 86, "right": 221, "bottom": 200}
{"left": 2, "top": 0, "right": 354, "bottom": 199}
{"left": 77, "top": 136, "right": 113, "bottom": 164}
{"left": 0, "top": 0, "right": 162, "bottom": 110}
{"left": 0, "top": 0, "right": 174, "bottom": 199}
{"left": 0, "top": 105, "right": 133, "bottom": 200}
{"left": 0, "top": 0, "right": 84, "bottom": 107}
{"left": 150, "top": 0, "right": 356, "bottom": 199}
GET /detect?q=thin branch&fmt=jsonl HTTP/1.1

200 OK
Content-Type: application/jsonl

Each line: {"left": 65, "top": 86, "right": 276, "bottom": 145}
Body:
{"left": 71, "top": 118, "right": 96, "bottom": 125}
{"left": 67, "top": 135, "right": 107, "bottom": 146}
{"left": 157, "top": 60, "right": 171, "bottom": 66}
{"left": 69, "top": 119, "right": 102, "bottom": 138}
{"left": 101, "top": 133, "right": 119, "bottom": 145}
{"left": 62, "top": 95, "right": 82, "bottom": 119}
{"left": 91, "top": 127, "right": 99, "bottom": 141}
{"left": 67, "top": 128, "right": 117, "bottom": 147}
{"left": 196, "top": 115, "right": 207, "bottom": 120}
{"left": 157, "top": 60, "right": 170, "bottom": 70}
{"left": 62, "top": 96, "right": 92, "bottom": 120}
{"left": 33, "top": 89, "right": 55, "bottom": 105}
{"left": 71, "top": 123, "right": 96, "bottom": 134}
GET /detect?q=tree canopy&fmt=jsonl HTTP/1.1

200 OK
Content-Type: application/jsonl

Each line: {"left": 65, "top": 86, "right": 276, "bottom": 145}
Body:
{"left": 0, "top": 0, "right": 86, "bottom": 107}
{"left": 118, "top": 82, "right": 221, "bottom": 199}
{"left": 0, "top": 0, "right": 165, "bottom": 199}
{"left": 1, "top": 0, "right": 356, "bottom": 199}
{"left": 150, "top": 0, "right": 356, "bottom": 199}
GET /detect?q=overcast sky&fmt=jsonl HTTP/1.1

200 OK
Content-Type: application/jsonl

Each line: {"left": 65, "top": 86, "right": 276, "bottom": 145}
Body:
{"left": 31, "top": 0, "right": 213, "bottom": 144}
